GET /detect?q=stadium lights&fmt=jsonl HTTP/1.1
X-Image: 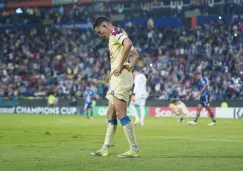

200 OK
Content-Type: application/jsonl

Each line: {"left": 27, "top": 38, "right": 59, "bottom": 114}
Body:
{"left": 16, "top": 8, "right": 23, "bottom": 14}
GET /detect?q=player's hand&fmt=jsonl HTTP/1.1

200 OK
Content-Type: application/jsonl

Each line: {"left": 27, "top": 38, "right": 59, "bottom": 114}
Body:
{"left": 114, "top": 64, "right": 124, "bottom": 77}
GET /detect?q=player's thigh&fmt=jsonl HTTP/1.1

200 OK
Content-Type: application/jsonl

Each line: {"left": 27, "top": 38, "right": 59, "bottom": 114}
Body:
{"left": 106, "top": 102, "right": 116, "bottom": 120}
{"left": 139, "top": 98, "right": 146, "bottom": 108}
{"left": 113, "top": 96, "right": 127, "bottom": 119}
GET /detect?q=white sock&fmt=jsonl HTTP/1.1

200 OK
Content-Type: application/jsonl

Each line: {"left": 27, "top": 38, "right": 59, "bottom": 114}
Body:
{"left": 102, "top": 123, "right": 117, "bottom": 151}
{"left": 123, "top": 122, "right": 138, "bottom": 152}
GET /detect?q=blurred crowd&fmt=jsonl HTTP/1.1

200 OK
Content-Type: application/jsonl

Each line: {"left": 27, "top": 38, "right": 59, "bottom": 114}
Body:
{"left": 0, "top": 1, "right": 243, "bottom": 100}
{"left": 1, "top": 1, "right": 243, "bottom": 26}
{"left": 1, "top": 16, "right": 243, "bottom": 100}
{"left": 127, "top": 18, "right": 243, "bottom": 100}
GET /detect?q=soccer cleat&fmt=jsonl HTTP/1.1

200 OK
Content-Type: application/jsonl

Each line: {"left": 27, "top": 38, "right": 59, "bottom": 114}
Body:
{"left": 117, "top": 150, "right": 140, "bottom": 158}
{"left": 208, "top": 122, "right": 216, "bottom": 126}
{"left": 188, "top": 121, "right": 197, "bottom": 125}
{"left": 90, "top": 149, "right": 110, "bottom": 157}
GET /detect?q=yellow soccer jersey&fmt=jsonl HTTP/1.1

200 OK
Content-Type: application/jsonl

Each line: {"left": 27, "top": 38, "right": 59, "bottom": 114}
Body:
{"left": 109, "top": 27, "right": 132, "bottom": 73}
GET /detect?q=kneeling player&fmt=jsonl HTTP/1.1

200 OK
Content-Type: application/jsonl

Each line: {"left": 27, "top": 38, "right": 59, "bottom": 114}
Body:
{"left": 171, "top": 99, "right": 188, "bottom": 122}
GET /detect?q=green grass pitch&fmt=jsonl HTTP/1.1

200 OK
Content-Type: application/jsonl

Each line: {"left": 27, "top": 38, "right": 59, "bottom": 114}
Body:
{"left": 0, "top": 114, "right": 243, "bottom": 171}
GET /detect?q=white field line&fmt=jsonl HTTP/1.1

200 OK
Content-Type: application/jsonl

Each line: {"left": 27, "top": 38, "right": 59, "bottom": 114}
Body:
{"left": 158, "top": 136, "right": 243, "bottom": 143}
{"left": 82, "top": 133, "right": 243, "bottom": 143}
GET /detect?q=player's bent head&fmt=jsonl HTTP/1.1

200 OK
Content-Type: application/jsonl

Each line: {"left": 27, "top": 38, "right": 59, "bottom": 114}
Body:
{"left": 195, "top": 72, "right": 202, "bottom": 80}
{"left": 93, "top": 16, "right": 110, "bottom": 29}
{"left": 132, "top": 69, "right": 140, "bottom": 76}
{"left": 171, "top": 99, "right": 178, "bottom": 104}
{"left": 93, "top": 16, "right": 111, "bottom": 38}
{"left": 87, "top": 84, "right": 91, "bottom": 89}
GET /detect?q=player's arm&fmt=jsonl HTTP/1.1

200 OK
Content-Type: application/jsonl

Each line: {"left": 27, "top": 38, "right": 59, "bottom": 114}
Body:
{"left": 91, "top": 92, "right": 94, "bottom": 99}
{"left": 133, "top": 82, "right": 138, "bottom": 96}
{"left": 133, "top": 76, "right": 140, "bottom": 96}
{"left": 84, "top": 92, "right": 87, "bottom": 99}
{"left": 200, "top": 84, "right": 207, "bottom": 94}
{"left": 196, "top": 84, "right": 206, "bottom": 97}
{"left": 113, "top": 37, "right": 133, "bottom": 76}
{"left": 129, "top": 47, "right": 139, "bottom": 68}
{"left": 119, "top": 38, "right": 133, "bottom": 66}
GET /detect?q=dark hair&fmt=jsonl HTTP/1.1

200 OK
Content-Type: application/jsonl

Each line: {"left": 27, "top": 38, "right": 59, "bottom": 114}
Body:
{"left": 171, "top": 99, "right": 178, "bottom": 103}
{"left": 93, "top": 16, "right": 110, "bottom": 29}
{"left": 195, "top": 71, "right": 201, "bottom": 75}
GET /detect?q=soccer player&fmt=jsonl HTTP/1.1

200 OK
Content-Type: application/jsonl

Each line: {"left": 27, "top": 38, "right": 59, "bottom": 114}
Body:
{"left": 188, "top": 72, "right": 216, "bottom": 126}
{"left": 129, "top": 70, "right": 148, "bottom": 126}
{"left": 91, "top": 17, "right": 140, "bottom": 158}
{"left": 171, "top": 99, "right": 188, "bottom": 122}
{"left": 84, "top": 84, "right": 94, "bottom": 119}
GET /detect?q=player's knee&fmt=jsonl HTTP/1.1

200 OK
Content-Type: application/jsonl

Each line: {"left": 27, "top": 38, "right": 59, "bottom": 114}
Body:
{"left": 108, "top": 115, "right": 116, "bottom": 120}
{"left": 114, "top": 108, "right": 128, "bottom": 120}
{"left": 106, "top": 109, "right": 116, "bottom": 120}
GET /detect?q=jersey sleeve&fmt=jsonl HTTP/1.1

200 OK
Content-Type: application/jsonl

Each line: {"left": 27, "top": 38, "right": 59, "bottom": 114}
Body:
{"left": 112, "top": 28, "right": 129, "bottom": 45}
{"left": 200, "top": 78, "right": 206, "bottom": 85}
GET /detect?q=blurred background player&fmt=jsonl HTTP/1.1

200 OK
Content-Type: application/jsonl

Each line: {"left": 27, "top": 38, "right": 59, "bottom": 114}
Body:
{"left": 171, "top": 99, "right": 188, "bottom": 122}
{"left": 129, "top": 70, "right": 148, "bottom": 126}
{"left": 70, "top": 95, "right": 77, "bottom": 107}
{"left": 47, "top": 93, "right": 58, "bottom": 107}
{"left": 84, "top": 84, "right": 94, "bottom": 119}
{"left": 188, "top": 72, "right": 216, "bottom": 126}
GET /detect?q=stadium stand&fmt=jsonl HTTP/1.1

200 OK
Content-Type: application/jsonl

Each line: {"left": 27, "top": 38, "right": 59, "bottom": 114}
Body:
{"left": 0, "top": 0, "right": 242, "bottom": 100}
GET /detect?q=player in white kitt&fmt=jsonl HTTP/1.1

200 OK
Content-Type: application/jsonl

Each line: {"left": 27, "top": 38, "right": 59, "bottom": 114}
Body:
{"left": 171, "top": 99, "right": 188, "bottom": 122}
{"left": 129, "top": 70, "right": 148, "bottom": 126}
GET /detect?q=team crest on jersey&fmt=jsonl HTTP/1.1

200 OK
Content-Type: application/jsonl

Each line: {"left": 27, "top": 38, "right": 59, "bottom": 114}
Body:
{"left": 111, "top": 91, "right": 114, "bottom": 96}
{"left": 112, "top": 28, "right": 124, "bottom": 36}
